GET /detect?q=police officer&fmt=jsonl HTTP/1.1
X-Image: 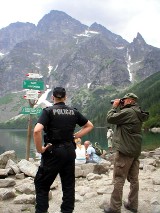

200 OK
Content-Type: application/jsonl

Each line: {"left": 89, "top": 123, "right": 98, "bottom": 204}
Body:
{"left": 33, "top": 87, "right": 93, "bottom": 213}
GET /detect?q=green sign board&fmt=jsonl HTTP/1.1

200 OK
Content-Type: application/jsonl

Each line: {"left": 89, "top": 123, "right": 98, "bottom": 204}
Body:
{"left": 23, "top": 80, "right": 44, "bottom": 90}
{"left": 21, "top": 107, "right": 43, "bottom": 115}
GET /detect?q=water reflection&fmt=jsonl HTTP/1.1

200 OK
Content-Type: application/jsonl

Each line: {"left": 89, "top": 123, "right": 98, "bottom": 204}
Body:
{"left": 0, "top": 129, "right": 35, "bottom": 159}
{"left": 0, "top": 129, "right": 160, "bottom": 160}
{"left": 83, "top": 128, "right": 160, "bottom": 151}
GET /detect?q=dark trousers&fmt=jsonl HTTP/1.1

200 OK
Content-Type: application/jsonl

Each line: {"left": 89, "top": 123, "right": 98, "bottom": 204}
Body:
{"left": 34, "top": 143, "right": 76, "bottom": 213}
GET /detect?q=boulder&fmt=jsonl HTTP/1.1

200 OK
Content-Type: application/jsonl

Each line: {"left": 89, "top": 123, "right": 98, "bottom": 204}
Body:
{"left": 17, "top": 159, "right": 38, "bottom": 177}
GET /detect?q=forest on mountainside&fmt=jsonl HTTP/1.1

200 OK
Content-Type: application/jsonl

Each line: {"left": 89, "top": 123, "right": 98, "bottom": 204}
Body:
{"left": 0, "top": 72, "right": 159, "bottom": 129}
{"left": 72, "top": 71, "right": 160, "bottom": 129}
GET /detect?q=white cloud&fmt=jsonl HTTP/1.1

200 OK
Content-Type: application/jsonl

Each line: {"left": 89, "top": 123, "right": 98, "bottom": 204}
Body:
{"left": 0, "top": 0, "right": 160, "bottom": 48}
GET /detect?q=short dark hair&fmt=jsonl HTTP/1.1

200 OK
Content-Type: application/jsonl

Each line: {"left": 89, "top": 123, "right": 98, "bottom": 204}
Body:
{"left": 53, "top": 87, "right": 66, "bottom": 98}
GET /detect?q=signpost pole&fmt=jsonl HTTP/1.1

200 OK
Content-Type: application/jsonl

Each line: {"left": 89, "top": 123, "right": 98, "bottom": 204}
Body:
{"left": 22, "top": 72, "right": 43, "bottom": 160}
{"left": 25, "top": 99, "right": 38, "bottom": 160}
{"left": 26, "top": 114, "right": 32, "bottom": 161}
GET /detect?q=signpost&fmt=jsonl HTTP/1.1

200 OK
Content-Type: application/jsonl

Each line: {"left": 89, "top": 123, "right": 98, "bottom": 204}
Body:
{"left": 26, "top": 73, "right": 43, "bottom": 79}
{"left": 23, "top": 80, "right": 44, "bottom": 90}
{"left": 22, "top": 73, "right": 44, "bottom": 160}
{"left": 21, "top": 107, "right": 42, "bottom": 115}
{"left": 24, "top": 90, "right": 39, "bottom": 100}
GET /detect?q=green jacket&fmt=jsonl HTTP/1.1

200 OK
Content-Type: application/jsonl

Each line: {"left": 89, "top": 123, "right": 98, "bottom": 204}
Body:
{"left": 107, "top": 103, "right": 149, "bottom": 158}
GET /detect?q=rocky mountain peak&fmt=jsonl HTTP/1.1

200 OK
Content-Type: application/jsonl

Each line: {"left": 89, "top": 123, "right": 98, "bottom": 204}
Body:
{"left": 0, "top": 22, "right": 36, "bottom": 53}
{"left": 90, "top": 22, "right": 108, "bottom": 32}
{"left": 89, "top": 22, "right": 128, "bottom": 47}
{"left": 37, "top": 10, "right": 87, "bottom": 35}
{"left": 127, "top": 32, "right": 150, "bottom": 63}
{"left": 0, "top": 10, "right": 159, "bottom": 99}
{"left": 133, "top": 32, "right": 146, "bottom": 46}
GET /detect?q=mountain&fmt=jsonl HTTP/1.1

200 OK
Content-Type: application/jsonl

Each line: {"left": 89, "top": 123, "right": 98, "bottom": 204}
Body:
{"left": 0, "top": 10, "right": 159, "bottom": 98}
{"left": 0, "top": 22, "right": 36, "bottom": 54}
{"left": 71, "top": 71, "right": 160, "bottom": 129}
{"left": 0, "top": 10, "right": 160, "bottom": 124}
{"left": 0, "top": 71, "right": 159, "bottom": 129}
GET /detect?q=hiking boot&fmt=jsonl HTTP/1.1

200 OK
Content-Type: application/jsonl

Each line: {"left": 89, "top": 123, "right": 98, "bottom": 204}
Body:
{"left": 123, "top": 201, "right": 137, "bottom": 212}
{"left": 104, "top": 207, "right": 120, "bottom": 213}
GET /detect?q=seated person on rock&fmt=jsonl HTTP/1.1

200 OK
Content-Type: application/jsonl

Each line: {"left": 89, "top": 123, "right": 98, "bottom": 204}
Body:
{"left": 84, "top": 140, "right": 101, "bottom": 163}
{"left": 75, "top": 138, "right": 86, "bottom": 164}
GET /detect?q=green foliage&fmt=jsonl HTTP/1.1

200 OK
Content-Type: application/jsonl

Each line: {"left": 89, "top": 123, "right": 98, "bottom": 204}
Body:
{"left": 71, "top": 85, "right": 118, "bottom": 126}
{"left": 0, "top": 94, "right": 13, "bottom": 105}
{"left": 0, "top": 115, "right": 39, "bottom": 129}
{"left": 72, "top": 72, "right": 160, "bottom": 128}
{"left": 125, "top": 72, "right": 160, "bottom": 128}
{"left": 0, "top": 72, "right": 159, "bottom": 129}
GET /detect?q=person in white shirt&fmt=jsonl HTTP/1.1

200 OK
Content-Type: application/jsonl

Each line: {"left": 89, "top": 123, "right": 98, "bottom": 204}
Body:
{"left": 75, "top": 138, "right": 86, "bottom": 164}
{"left": 107, "top": 127, "right": 114, "bottom": 153}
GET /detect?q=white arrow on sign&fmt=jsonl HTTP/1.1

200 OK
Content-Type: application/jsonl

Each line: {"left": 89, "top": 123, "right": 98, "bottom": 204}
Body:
{"left": 24, "top": 90, "right": 40, "bottom": 100}
{"left": 26, "top": 73, "right": 43, "bottom": 79}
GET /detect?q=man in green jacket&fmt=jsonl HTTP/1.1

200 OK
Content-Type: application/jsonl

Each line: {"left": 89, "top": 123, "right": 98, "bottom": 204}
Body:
{"left": 104, "top": 93, "right": 149, "bottom": 213}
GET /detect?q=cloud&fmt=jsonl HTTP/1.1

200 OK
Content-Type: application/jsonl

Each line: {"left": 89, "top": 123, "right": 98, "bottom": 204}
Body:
{"left": 0, "top": 0, "right": 160, "bottom": 48}
{"left": 44, "top": 0, "right": 160, "bottom": 47}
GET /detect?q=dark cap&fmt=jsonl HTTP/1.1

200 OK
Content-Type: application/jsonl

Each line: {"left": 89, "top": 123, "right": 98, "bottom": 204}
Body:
{"left": 122, "top": 93, "right": 138, "bottom": 100}
{"left": 53, "top": 87, "right": 66, "bottom": 98}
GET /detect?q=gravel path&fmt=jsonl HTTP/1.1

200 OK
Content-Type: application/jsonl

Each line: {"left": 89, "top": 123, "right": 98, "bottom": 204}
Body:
{"left": 0, "top": 169, "right": 159, "bottom": 213}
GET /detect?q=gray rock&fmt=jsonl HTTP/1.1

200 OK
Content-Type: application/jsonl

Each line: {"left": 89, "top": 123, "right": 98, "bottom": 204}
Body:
{"left": 84, "top": 191, "right": 97, "bottom": 199}
{"left": 15, "top": 182, "right": 35, "bottom": 195}
{"left": 93, "top": 163, "right": 109, "bottom": 174}
{"left": 0, "top": 151, "right": 17, "bottom": 169}
{"left": 75, "top": 166, "right": 83, "bottom": 177}
{"left": 76, "top": 186, "right": 91, "bottom": 196}
{"left": 17, "top": 159, "right": 38, "bottom": 177}
{"left": 150, "top": 196, "right": 160, "bottom": 205}
{"left": 152, "top": 177, "right": 160, "bottom": 185}
{"left": 0, "top": 188, "right": 16, "bottom": 200}
{"left": 15, "top": 173, "right": 25, "bottom": 179}
{"left": 0, "top": 168, "right": 10, "bottom": 178}
{"left": 86, "top": 173, "right": 102, "bottom": 181}
{"left": 5, "top": 159, "right": 20, "bottom": 174}
{"left": 0, "top": 178, "right": 16, "bottom": 188}
{"left": 13, "top": 194, "right": 35, "bottom": 204}
{"left": 151, "top": 205, "right": 160, "bottom": 213}
{"left": 75, "top": 193, "right": 83, "bottom": 202}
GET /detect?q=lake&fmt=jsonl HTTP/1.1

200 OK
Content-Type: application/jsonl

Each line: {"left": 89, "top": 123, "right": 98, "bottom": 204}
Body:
{"left": 0, "top": 129, "right": 160, "bottom": 160}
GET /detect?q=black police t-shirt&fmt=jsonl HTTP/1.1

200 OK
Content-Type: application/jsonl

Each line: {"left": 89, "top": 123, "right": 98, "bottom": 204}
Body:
{"left": 37, "top": 103, "right": 88, "bottom": 129}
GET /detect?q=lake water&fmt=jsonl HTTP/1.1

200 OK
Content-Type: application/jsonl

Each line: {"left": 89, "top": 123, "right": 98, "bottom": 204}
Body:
{"left": 0, "top": 129, "right": 160, "bottom": 160}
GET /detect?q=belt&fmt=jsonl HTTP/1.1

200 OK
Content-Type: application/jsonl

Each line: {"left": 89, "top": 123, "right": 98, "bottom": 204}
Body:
{"left": 52, "top": 142, "right": 71, "bottom": 148}
{"left": 54, "top": 144, "right": 66, "bottom": 148}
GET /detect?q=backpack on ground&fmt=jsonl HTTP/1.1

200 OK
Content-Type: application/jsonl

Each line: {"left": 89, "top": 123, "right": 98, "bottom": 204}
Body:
{"left": 93, "top": 142, "right": 103, "bottom": 156}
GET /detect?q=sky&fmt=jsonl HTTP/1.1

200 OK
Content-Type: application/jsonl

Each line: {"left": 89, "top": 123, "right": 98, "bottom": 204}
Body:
{"left": 0, "top": 0, "right": 160, "bottom": 48}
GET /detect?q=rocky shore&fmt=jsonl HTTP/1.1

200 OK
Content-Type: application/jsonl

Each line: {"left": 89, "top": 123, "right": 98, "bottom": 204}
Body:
{"left": 0, "top": 148, "right": 160, "bottom": 213}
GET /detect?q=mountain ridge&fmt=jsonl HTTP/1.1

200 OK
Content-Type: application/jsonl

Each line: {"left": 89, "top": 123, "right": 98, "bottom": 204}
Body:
{"left": 0, "top": 10, "right": 160, "bottom": 124}
{"left": 0, "top": 10, "right": 159, "bottom": 98}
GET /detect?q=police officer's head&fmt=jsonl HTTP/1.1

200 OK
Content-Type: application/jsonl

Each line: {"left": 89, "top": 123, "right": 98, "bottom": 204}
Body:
{"left": 53, "top": 87, "right": 66, "bottom": 102}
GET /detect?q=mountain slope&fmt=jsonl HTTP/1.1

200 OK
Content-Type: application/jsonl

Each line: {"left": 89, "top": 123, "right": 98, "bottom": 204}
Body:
{"left": 75, "top": 71, "right": 160, "bottom": 128}
{"left": 0, "top": 72, "right": 159, "bottom": 128}
{"left": 0, "top": 10, "right": 160, "bottom": 125}
{"left": 0, "top": 10, "right": 159, "bottom": 98}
